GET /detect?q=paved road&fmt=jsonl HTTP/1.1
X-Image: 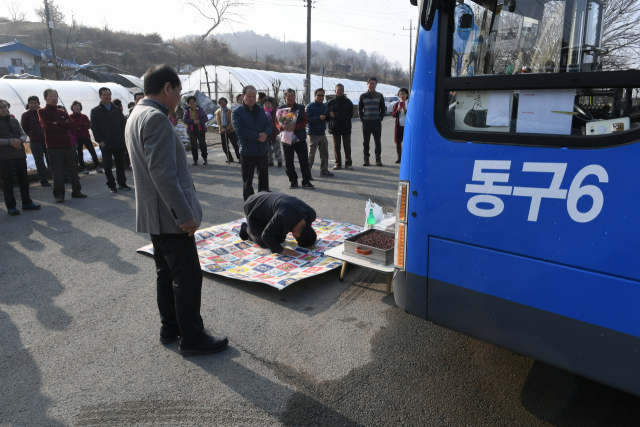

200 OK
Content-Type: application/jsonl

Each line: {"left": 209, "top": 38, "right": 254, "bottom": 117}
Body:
{"left": 1, "top": 119, "right": 639, "bottom": 426}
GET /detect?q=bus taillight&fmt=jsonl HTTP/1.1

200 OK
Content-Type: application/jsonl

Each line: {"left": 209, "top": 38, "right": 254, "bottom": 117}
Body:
{"left": 397, "top": 182, "right": 408, "bottom": 222}
{"left": 395, "top": 223, "right": 406, "bottom": 269}
{"left": 395, "top": 182, "right": 409, "bottom": 269}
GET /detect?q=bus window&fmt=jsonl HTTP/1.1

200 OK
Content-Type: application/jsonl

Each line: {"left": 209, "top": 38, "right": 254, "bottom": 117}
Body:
{"left": 447, "top": 88, "right": 639, "bottom": 136}
{"left": 440, "top": 0, "right": 640, "bottom": 145}
{"left": 451, "top": 0, "right": 613, "bottom": 77}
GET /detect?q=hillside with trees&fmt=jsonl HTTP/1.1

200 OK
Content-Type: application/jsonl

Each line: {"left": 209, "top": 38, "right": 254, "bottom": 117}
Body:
{"left": 0, "top": 2, "right": 410, "bottom": 87}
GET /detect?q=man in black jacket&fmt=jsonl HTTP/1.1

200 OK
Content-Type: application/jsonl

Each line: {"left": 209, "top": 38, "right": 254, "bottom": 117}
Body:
{"left": 91, "top": 87, "right": 131, "bottom": 193}
{"left": 358, "top": 77, "right": 385, "bottom": 167}
{"left": 326, "top": 84, "right": 354, "bottom": 171}
{"left": 240, "top": 191, "right": 317, "bottom": 257}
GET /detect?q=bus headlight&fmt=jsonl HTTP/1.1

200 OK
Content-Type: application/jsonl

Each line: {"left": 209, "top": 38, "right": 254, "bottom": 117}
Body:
{"left": 394, "top": 182, "right": 409, "bottom": 269}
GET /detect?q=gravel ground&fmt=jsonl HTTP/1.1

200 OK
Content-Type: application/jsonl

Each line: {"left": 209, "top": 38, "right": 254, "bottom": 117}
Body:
{"left": 1, "top": 119, "right": 639, "bottom": 426}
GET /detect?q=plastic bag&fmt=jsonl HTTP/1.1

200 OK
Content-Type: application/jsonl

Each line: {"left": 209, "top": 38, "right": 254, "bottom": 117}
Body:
{"left": 374, "top": 213, "right": 396, "bottom": 233}
{"left": 364, "top": 200, "right": 384, "bottom": 227}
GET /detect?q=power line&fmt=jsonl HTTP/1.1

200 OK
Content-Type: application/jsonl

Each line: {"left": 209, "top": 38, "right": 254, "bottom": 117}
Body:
{"left": 318, "top": 5, "right": 414, "bottom": 22}
{"left": 313, "top": 18, "right": 410, "bottom": 37}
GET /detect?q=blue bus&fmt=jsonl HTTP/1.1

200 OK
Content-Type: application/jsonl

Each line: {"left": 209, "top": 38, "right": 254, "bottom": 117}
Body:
{"left": 395, "top": 0, "right": 640, "bottom": 396}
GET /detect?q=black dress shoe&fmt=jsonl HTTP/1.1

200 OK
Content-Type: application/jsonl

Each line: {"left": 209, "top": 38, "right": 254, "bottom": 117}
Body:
{"left": 110, "top": 187, "right": 118, "bottom": 193}
{"left": 179, "top": 335, "right": 229, "bottom": 357}
{"left": 290, "top": 181, "right": 299, "bottom": 189}
{"left": 302, "top": 182, "right": 315, "bottom": 189}
{"left": 41, "top": 181, "right": 51, "bottom": 187}
{"left": 118, "top": 184, "right": 132, "bottom": 190}
{"left": 71, "top": 191, "right": 87, "bottom": 198}
{"left": 160, "top": 330, "right": 180, "bottom": 345}
{"left": 239, "top": 222, "right": 249, "bottom": 240}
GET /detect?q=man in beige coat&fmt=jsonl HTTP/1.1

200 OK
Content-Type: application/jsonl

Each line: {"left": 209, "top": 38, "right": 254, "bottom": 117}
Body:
{"left": 125, "top": 65, "right": 228, "bottom": 357}
{"left": 216, "top": 97, "right": 242, "bottom": 163}
{"left": 215, "top": 97, "right": 241, "bottom": 164}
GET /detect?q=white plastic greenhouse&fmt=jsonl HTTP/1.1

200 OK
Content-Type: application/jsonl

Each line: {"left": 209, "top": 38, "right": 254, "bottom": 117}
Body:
{"left": 182, "top": 66, "right": 401, "bottom": 103}
{"left": 0, "top": 80, "right": 134, "bottom": 113}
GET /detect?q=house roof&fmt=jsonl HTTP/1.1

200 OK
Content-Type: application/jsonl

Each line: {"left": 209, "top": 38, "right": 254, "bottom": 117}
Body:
{"left": 40, "top": 49, "right": 79, "bottom": 68}
{"left": 0, "top": 40, "right": 43, "bottom": 58}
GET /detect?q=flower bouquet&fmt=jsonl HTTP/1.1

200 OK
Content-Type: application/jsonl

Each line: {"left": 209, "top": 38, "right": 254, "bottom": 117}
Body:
{"left": 276, "top": 108, "right": 298, "bottom": 144}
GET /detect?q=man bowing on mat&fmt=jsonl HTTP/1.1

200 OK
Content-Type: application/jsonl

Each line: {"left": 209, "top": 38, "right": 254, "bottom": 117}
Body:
{"left": 240, "top": 192, "right": 318, "bottom": 256}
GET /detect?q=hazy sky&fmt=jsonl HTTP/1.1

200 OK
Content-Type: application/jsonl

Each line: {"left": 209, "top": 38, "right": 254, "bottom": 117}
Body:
{"left": 14, "top": 0, "right": 419, "bottom": 70}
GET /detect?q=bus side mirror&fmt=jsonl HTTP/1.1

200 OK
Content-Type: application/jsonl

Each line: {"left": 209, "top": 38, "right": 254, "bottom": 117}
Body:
{"left": 460, "top": 13, "right": 473, "bottom": 29}
{"left": 419, "top": 0, "right": 444, "bottom": 31}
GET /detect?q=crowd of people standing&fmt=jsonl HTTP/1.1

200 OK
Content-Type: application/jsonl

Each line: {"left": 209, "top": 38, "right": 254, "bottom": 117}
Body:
{"left": 0, "top": 73, "right": 408, "bottom": 215}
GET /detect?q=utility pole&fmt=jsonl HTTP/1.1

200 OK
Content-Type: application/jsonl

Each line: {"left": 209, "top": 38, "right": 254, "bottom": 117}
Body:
{"left": 403, "top": 19, "right": 416, "bottom": 93}
{"left": 44, "top": 0, "right": 58, "bottom": 79}
{"left": 305, "top": 0, "right": 312, "bottom": 104}
{"left": 284, "top": 35, "right": 286, "bottom": 63}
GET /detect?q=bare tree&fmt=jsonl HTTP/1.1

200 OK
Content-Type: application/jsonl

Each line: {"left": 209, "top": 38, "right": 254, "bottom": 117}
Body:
{"left": 352, "top": 50, "right": 368, "bottom": 74}
{"left": 290, "top": 43, "right": 305, "bottom": 67}
{"left": 601, "top": 0, "right": 640, "bottom": 70}
{"left": 7, "top": 1, "right": 25, "bottom": 22}
{"left": 367, "top": 52, "right": 382, "bottom": 77}
{"left": 270, "top": 78, "right": 282, "bottom": 107}
{"left": 186, "top": 0, "right": 249, "bottom": 41}
{"left": 325, "top": 46, "right": 341, "bottom": 69}
{"left": 35, "top": 0, "right": 65, "bottom": 26}
{"left": 380, "top": 56, "right": 392, "bottom": 82}
{"left": 391, "top": 61, "right": 405, "bottom": 82}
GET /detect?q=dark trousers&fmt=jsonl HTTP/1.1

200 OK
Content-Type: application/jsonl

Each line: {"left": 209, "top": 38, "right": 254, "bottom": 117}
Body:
{"left": 189, "top": 131, "right": 207, "bottom": 162}
{"left": 332, "top": 133, "right": 352, "bottom": 167}
{"left": 221, "top": 132, "right": 240, "bottom": 162}
{"left": 76, "top": 137, "right": 100, "bottom": 169}
{"left": 49, "top": 146, "right": 81, "bottom": 199}
{"left": 282, "top": 140, "right": 312, "bottom": 185}
{"left": 102, "top": 147, "right": 127, "bottom": 189}
{"left": 150, "top": 233, "right": 205, "bottom": 346}
{"left": 246, "top": 216, "right": 286, "bottom": 249}
{"left": 395, "top": 125, "right": 404, "bottom": 158}
{"left": 30, "top": 142, "right": 50, "bottom": 184}
{"left": 362, "top": 120, "right": 382, "bottom": 159}
{"left": 0, "top": 158, "right": 32, "bottom": 209}
{"left": 241, "top": 154, "right": 269, "bottom": 201}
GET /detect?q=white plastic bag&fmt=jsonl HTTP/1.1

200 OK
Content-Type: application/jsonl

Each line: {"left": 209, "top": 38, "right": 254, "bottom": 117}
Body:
{"left": 365, "top": 199, "right": 384, "bottom": 227}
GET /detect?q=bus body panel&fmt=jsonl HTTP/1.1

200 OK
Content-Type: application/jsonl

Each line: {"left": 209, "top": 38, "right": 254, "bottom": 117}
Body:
{"left": 428, "top": 237, "right": 640, "bottom": 337}
{"left": 394, "top": 10, "right": 640, "bottom": 396}
{"left": 428, "top": 277, "right": 640, "bottom": 397}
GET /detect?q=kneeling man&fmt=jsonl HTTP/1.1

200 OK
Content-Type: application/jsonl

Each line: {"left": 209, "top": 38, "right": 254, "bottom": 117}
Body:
{"left": 240, "top": 192, "right": 317, "bottom": 256}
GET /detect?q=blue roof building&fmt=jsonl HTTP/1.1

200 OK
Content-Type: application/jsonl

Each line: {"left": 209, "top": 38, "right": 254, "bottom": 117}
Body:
{"left": 0, "top": 39, "right": 43, "bottom": 76}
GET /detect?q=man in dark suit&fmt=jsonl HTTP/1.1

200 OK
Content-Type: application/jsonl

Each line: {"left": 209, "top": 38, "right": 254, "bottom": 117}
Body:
{"left": 91, "top": 87, "right": 130, "bottom": 193}
{"left": 125, "top": 65, "right": 228, "bottom": 357}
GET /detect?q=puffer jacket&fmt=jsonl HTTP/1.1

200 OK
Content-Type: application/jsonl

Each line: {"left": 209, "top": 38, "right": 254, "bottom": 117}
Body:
{"left": 70, "top": 112, "right": 91, "bottom": 138}
{"left": 90, "top": 103, "right": 126, "bottom": 149}
{"left": 20, "top": 109, "right": 46, "bottom": 144}
{"left": 305, "top": 101, "right": 328, "bottom": 136}
{"left": 326, "top": 96, "right": 354, "bottom": 135}
{"left": 0, "top": 115, "right": 27, "bottom": 161}
{"left": 183, "top": 106, "right": 209, "bottom": 134}
{"left": 231, "top": 103, "right": 272, "bottom": 156}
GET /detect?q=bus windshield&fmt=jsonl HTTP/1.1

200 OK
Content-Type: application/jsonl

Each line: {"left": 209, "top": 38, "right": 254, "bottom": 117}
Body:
{"left": 452, "top": 0, "right": 613, "bottom": 77}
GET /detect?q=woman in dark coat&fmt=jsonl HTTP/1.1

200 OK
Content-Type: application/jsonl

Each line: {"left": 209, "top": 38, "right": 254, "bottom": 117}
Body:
{"left": 391, "top": 88, "right": 409, "bottom": 163}
{"left": 70, "top": 101, "right": 102, "bottom": 174}
{"left": 182, "top": 96, "right": 209, "bottom": 165}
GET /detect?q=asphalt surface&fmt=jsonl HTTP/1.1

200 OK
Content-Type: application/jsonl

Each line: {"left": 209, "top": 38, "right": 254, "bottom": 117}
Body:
{"left": 1, "top": 119, "right": 639, "bottom": 426}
